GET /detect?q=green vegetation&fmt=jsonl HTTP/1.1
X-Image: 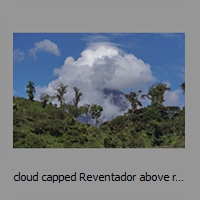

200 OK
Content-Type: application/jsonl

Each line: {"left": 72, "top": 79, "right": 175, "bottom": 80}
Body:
{"left": 13, "top": 81, "right": 185, "bottom": 148}
{"left": 90, "top": 104, "right": 103, "bottom": 127}
{"left": 26, "top": 81, "right": 35, "bottom": 101}
{"left": 53, "top": 82, "right": 68, "bottom": 110}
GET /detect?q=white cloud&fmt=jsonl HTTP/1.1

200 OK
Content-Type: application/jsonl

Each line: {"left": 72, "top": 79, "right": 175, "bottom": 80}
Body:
{"left": 164, "top": 89, "right": 182, "bottom": 106}
{"left": 53, "top": 42, "right": 155, "bottom": 90}
{"left": 29, "top": 39, "right": 61, "bottom": 59}
{"left": 35, "top": 42, "right": 155, "bottom": 122}
{"left": 13, "top": 49, "right": 25, "bottom": 62}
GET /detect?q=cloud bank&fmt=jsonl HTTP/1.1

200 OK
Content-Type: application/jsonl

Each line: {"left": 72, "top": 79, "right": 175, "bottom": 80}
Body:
{"left": 29, "top": 39, "right": 61, "bottom": 59}
{"left": 35, "top": 42, "right": 157, "bottom": 122}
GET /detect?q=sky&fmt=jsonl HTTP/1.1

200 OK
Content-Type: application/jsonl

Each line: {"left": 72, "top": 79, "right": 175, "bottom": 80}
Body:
{"left": 13, "top": 33, "right": 185, "bottom": 121}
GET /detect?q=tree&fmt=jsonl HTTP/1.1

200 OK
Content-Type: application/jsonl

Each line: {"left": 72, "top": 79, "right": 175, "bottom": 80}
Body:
{"left": 64, "top": 87, "right": 83, "bottom": 119}
{"left": 39, "top": 93, "right": 51, "bottom": 108}
{"left": 73, "top": 87, "right": 82, "bottom": 107}
{"left": 65, "top": 102, "right": 83, "bottom": 119}
{"left": 125, "top": 90, "right": 142, "bottom": 113}
{"left": 141, "top": 83, "right": 170, "bottom": 106}
{"left": 141, "top": 106, "right": 162, "bottom": 124}
{"left": 26, "top": 81, "right": 35, "bottom": 101}
{"left": 180, "top": 82, "right": 185, "bottom": 95}
{"left": 53, "top": 82, "right": 68, "bottom": 110}
{"left": 80, "top": 104, "right": 90, "bottom": 124}
{"left": 90, "top": 104, "right": 103, "bottom": 127}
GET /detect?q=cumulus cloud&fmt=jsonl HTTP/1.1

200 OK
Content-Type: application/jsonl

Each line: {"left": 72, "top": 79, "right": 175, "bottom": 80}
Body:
{"left": 53, "top": 42, "right": 155, "bottom": 90}
{"left": 35, "top": 42, "right": 156, "bottom": 122}
{"left": 164, "top": 89, "right": 182, "bottom": 106}
{"left": 13, "top": 49, "right": 25, "bottom": 62}
{"left": 29, "top": 39, "right": 61, "bottom": 59}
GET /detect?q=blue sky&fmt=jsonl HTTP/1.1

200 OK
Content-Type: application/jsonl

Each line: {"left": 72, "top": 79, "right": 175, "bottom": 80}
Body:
{"left": 13, "top": 33, "right": 185, "bottom": 114}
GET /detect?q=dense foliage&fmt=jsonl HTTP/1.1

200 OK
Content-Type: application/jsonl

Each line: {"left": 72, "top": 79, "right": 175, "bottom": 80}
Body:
{"left": 13, "top": 82, "right": 185, "bottom": 148}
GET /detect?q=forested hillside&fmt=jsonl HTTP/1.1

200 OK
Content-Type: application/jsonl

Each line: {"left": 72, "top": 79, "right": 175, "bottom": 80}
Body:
{"left": 13, "top": 82, "right": 185, "bottom": 148}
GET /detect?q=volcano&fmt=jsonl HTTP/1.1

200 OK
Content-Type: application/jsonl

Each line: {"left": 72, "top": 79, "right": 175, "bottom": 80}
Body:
{"left": 77, "top": 88, "right": 130, "bottom": 126}
{"left": 101, "top": 88, "right": 129, "bottom": 112}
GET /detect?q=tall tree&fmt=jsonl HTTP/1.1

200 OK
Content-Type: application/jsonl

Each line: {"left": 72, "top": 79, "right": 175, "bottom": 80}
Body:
{"left": 73, "top": 87, "right": 82, "bottom": 107}
{"left": 141, "top": 83, "right": 170, "bottom": 106}
{"left": 26, "top": 81, "right": 35, "bottom": 101}
{"left": 53, "top": 82, "right": 68, "bottom": 110}
{"left": 65, "top": 87, "right": 83, "bottom": 119}
{"left": 125, "top": 90, "right": 142, "bottom": 113}
{"left": 90, "top": 104, "right": 103, "bottom": 127}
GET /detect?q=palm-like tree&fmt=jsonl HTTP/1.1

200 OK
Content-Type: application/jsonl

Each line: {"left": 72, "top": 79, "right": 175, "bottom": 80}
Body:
{"left": 141, "top": 83, "right": 170, "bottom": 106}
